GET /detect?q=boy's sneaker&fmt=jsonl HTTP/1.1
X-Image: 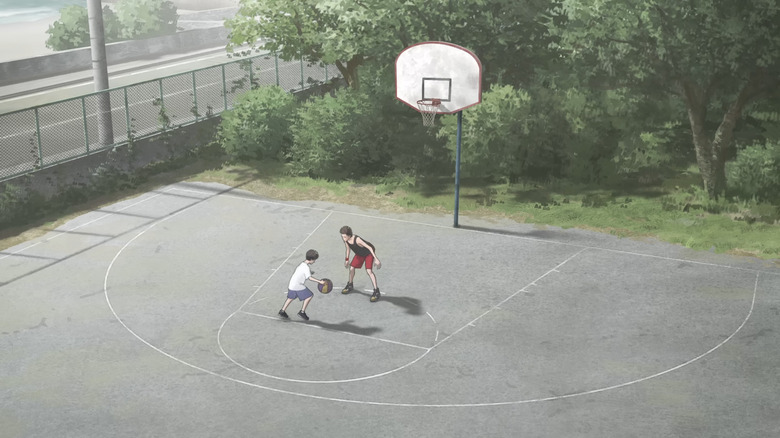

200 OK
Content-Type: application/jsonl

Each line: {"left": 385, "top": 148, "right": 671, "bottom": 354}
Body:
{"left": 370, "top": 289, "right": 381, "bottom": 302}
{"left": 278, "top": 310, "right": 289, "bottom": 319}
{"left": 341, "top": 282, "right": 353, "bottom": 294}
{"left": 297, "top": 310, "right": 309, "bottom": 321}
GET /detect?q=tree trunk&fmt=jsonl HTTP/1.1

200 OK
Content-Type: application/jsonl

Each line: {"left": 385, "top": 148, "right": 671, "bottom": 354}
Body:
{"left": 680, "top": 80, "right": 722, "bottom": 198}
{"left": 335, "top": 55, "right": 363, "bottom": 89}
{"left": 680, "top": 70, "right": 771, "bottom": 199}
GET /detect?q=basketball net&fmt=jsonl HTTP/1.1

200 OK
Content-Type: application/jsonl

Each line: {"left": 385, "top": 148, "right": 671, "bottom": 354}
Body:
{"left": 417, "top": 99, "right": 441, "bottom": 127}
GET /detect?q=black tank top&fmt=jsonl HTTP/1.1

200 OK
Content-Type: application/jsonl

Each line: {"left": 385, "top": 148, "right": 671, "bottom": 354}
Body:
{"left": 348, "top": 235, "right": 374, "bottom": 257}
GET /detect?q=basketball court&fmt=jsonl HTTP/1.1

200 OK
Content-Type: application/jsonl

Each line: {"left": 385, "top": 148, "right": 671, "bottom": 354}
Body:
{"left": 1, "top": 181, "right": 779, "bottom": 437}
{"left": 2, "top": 42, "right": 779, "bottom": 437}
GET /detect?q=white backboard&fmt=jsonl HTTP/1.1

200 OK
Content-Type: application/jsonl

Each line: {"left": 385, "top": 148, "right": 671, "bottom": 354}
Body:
{"left": 395, "top": 41, "right": 482, "bottom": 114}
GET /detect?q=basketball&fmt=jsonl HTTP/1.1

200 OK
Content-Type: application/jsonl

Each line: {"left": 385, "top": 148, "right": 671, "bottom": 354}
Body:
{"left": 318, "top": 278, "right": 333, "bottom": 294}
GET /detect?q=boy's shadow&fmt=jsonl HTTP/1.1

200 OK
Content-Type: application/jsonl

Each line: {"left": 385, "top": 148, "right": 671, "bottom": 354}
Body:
{"left": 302, "top": 319, "right": 383, "bottom": 336}
{"left": 348, "top": 290, "right": 424, "bottom": 316}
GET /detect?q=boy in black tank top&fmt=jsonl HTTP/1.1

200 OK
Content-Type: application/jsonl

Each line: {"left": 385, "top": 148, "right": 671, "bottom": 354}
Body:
{"left": 339, "top": 225, "right": 382, "bottom": 302}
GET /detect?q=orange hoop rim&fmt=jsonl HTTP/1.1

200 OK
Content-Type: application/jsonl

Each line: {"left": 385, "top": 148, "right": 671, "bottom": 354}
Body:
{"left": 416, "top": 98, "right": 442, "bottom": 110}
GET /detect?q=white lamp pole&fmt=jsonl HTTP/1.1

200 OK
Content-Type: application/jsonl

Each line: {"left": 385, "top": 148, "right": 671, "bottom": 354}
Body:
{"left": 87, "top": 0, "right": 114, "bottom": 146}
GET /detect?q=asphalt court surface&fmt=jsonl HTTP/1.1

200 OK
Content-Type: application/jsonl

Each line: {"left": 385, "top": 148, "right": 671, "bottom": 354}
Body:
{"left": 2, "top": 181, "right": 779, "bottom": 437}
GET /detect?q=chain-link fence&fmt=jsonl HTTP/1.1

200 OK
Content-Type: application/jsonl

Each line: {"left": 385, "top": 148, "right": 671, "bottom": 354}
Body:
{"left": 0, "top": 53, "right": 338, "bottom": 182}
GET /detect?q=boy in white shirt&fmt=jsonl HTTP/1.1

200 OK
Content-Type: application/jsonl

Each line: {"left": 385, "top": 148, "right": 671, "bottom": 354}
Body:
{"left": 279, "top": 249, "right": 326, "bottom": 320}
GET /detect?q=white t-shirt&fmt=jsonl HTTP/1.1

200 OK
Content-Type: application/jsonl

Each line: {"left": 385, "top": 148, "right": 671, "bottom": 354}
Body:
{"left": 288, "top": 262, "right": 312, "bottom": 291}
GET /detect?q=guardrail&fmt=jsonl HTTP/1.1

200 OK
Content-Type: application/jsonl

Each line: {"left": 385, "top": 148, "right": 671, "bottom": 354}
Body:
{"left": 0, "top": 53, "right": 337, "bottom": 182}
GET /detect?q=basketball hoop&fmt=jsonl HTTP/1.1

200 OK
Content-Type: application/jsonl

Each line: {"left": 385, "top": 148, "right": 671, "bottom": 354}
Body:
{"left": 417, "top": 98, "right": 441, "bottom": 127}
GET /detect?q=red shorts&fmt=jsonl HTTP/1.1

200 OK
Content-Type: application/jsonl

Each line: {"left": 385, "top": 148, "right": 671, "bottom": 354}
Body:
{"left": 350, "top": 254, "right": 374, "bottom": 269}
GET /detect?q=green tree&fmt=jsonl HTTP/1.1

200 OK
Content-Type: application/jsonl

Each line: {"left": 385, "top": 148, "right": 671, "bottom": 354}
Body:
{"left": 116, "top": 0, "right": 178, "bottom": 40}
{"left": 551, "top": 0, "right": 780, "bottom": 198}
{"left": 45, "top": 4, "right": 121, "bottom": 51}
{"left": 226, "top": 0, "right": 369, "bottom": 89}
{"left": 226, "top": 0, "right": 554, "bottom": 89}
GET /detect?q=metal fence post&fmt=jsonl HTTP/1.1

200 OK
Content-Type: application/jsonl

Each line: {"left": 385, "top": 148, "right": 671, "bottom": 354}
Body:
{"left": 124, "top": 87, "right": 130, "bottom": 138}
{"left": 33, "top": 107, "right": 43, "bottom": 168}
{"left": 81, "top": 97, "right": 89, "bottom": 153}
{"left": 192, "top": 71, "right": 198, "bottom": 122}
{"left": 274, "top": 52, "right": 280, "bottom": 86}
{"left": 300, "top": 57, "right": 305, "bottom": 91}
{"left": 248, "top": 58, "right": 254, "bottom": 90}
{"left": 158, "top": 79, "right": 165, "bottom": 112}
{"left": 222, "top": 64, "right": 228, "bottom": 110}
{"left": 122, "top": 87, "right": 132, "bottom": 141}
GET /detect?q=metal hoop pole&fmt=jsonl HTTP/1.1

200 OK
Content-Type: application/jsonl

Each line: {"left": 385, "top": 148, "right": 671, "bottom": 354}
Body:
{"left": 454, "top": 110, "right": 463, "bottom": 228}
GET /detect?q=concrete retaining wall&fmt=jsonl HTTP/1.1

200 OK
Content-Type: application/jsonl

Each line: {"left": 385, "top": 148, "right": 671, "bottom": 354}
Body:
{"left": 0, "top": 116, "right": 223, "bottom": 201}
{"left": 0, "top": 27, "right": 229, "bottom": 87}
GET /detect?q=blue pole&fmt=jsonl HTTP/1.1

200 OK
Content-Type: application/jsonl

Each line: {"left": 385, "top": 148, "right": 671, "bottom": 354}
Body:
{"left": 454, "top": 110, "right": 463, "bottom": 227}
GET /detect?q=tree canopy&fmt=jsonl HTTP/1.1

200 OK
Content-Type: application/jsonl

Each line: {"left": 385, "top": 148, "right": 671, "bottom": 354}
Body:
{"left": 223, "top": 0, "right": 780, "bottom": 199}
{"left": 225, "top": 0, "right": 553, "bottom": 88}
{"left": 551, "top": 0, "right": 780, "bottom": 197}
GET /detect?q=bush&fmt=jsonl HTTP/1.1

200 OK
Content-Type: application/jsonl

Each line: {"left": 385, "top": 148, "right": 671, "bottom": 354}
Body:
{"left": 727, "top": 139, "right": 780, "bottom": 203}
{"left": 46, "top": 5, "right": 121, "bottom": 51}
{"left": 289, "top": 87, "right": 392, "bottom": 180}
{"left": 115, "top": 0, "right": 178, "bottom": 39}
{"left": 217, "top": 86, "right": 298, "bottom": 161}
{"left": 438, "top": 85, "right": 533, "bottom": 182}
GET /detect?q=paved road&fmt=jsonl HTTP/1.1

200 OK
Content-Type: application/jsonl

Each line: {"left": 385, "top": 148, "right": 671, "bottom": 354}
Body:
{"left": 1, "top": 46, "right": 256, "bottom": 112}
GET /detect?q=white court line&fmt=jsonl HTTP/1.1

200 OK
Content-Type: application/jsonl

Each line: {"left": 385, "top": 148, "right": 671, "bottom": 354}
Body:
{"left": 239, "top": 310, "right": 429, "bottom": 351}
{"left": 434, "top": 247, "right": 590, "bottom": 348}
{"left": 107, "top": 254, "right": 761, "bottom": 407}
{"left": 167, "top": 186, "right": 779, "bottom": 276}
{"left": 98, "top": 184, "right": 770, "bottom": 406}
{"left": 215, "top": 211, "right": 435, "bottom": 384}
{"left": 235, "top": 211, "right": 333, "bottom": 311}
{"left": 0, "top": 188, "right": 173, "bottom": 261}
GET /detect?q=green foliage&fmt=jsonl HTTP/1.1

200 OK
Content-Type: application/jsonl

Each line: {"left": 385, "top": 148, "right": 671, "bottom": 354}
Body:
{"left": 555, "top": 86, "right": 621, "bottom": 184}
{"left": 727, "top": 139, "right": 780, "bottom": 203}
{"left": 45, "top": 0, "right": 177, "bottom": 51}
{"left": 227, "top": 0, "right": 556, "bottom": 88}
{"left": 553, "top": 0, "right": 780, "bottom": 87}
{"left": 361, "top": 64, "right": 452, "bottom": 178}
{"left": 0, "top": 181, "right": 42, "bottom": 228}
{"left": 289, "top": 87, "right": 392, "bottom": 180}
{"left": 227, "top": 0, "right": 341, "bottom": 73}
{"left": 516, "top": 84, "right": 576, "bottom": 181}
{"left": 580, "top": 193, "right": 610, "bottom": 208}
{"left": 438, "top": 85, "right": 532, "bottom": 182}
{"left": 217, "top": 86, "right": 298, "bottom": 161}
{"left": 89, "top": 147, "right": 138, "bottom": 195}
{"left": 45, "top": 5, "right": 121, "bottom": 50}
{"left": 115, "top": 0, "right": 178, "bottom": 40}
{"left": 551, "top": 0, "right": 780, "bottom": 198}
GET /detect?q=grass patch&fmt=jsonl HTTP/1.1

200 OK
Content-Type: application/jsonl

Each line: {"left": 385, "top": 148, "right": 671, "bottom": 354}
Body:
{"left": 1, "top": 157, "right": 779, "bottom": 262}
